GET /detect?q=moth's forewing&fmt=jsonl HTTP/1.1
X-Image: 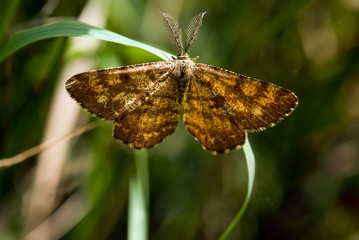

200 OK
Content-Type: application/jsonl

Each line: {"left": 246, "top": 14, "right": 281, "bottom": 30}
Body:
{"left": 65, "top": 62, "right": 172, "bottom": 120}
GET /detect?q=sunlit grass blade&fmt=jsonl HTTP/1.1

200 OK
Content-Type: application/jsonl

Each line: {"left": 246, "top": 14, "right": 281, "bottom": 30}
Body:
{"left": 0, "top": 20, "right": 174, "bottom": 63}
{"left": 219, "top": 137, "right": 255, "bottom": 240}
{"left": 128, "top": 150, "right": 149, "bottom": 240}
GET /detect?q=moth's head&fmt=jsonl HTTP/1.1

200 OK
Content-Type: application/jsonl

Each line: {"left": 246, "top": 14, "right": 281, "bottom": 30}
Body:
{"left": 177, "top": 53, "right": 190, "bottom": 60}
{"left": 161, "top": 12, "right": 206, "bottom": 56}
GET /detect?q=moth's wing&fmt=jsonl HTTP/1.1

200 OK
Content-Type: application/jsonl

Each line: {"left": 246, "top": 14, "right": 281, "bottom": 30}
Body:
{"left": 183, "top": 63, "right": 298, "bottom": 153}
{"left": 113, "top": 75, "right": 182, "bottom": 149}
{"left": 66, "top": 62, "right": 172, "bottom": 120}
{"left": 183, "top": 73, "right": 247, "bottom": 153}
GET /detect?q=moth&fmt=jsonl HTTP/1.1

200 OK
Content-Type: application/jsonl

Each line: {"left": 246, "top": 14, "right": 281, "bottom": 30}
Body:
{"left": 66, "top": 12, "right": 298, "bottom": 154}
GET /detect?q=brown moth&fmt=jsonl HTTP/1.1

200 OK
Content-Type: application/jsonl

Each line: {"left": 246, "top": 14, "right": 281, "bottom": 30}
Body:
{"left": 66, "top": 12, "right": 298, "bottom": 154}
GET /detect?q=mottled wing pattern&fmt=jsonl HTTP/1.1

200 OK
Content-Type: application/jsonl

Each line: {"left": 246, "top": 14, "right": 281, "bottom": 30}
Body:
{"left": 113, "top": 75, "right": 182, "bottom": 149}
{"left": 66, "top": 61, "right": 183, "bottom": 149}
{"left": 66, "top": 62, "right": 172, "bottom": 120}
{"left": 184, "top": 63, "right": 298, "bottom": 153}
{"left": 183, "top": 77, "right": 247, "bottom": 153}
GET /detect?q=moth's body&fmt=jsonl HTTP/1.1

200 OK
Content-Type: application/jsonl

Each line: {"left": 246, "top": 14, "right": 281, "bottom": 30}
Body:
{"left": 66, "top": 12, "right": 298, "bottom": 154}
{"left": 170, "top": 54, "right": 192, "bottom": 93}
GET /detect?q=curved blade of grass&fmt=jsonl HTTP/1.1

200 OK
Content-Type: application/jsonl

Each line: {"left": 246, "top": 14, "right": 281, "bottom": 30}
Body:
{"left": 128, "top": 150, "right": 149, "bottom": 240}
{"left": 219, "top": 138, "right": 255, "bottom": 240}
{"left": 0, "top": 20, "right": 174, "bottom": 63}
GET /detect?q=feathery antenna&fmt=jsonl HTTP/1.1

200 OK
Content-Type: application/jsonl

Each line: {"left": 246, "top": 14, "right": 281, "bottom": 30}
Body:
{"left": 161, "top": 12, "right": 206, "bottom": 56}
{"left": 184, "top": 12, "right": 206, "bottom": 53}
{"left": 160, "top": 12, "right": 184, "bottom": 55}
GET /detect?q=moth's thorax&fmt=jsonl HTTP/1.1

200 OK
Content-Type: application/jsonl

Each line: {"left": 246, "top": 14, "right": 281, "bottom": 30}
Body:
{"left": 171, "top": 54, "right": 195, "bottom": 80}
{"left": 171, "top": 54, "right": 195, "bottom": 95}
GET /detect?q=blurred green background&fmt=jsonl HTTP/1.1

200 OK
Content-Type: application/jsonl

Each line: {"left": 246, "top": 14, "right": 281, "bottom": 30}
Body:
{"left": 1, "top": 0, "right": 359, "bottom": 239}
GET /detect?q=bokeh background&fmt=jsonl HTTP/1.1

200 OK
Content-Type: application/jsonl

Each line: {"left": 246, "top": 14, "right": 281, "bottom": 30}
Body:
{"left": 1, "top": 0, "right": 359, "bottom": 239}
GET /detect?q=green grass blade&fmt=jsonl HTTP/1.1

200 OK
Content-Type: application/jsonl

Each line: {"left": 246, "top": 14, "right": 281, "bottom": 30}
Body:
{"left": 0, "top": 0, "right": 21, "bottom": 45}
{"left": 0, "top": 20, "right": 174, "bottom": 63}
{"left": 128, "top": 150, "right": 149, "bottom": 240}
{"left": 218, "top": 138, "right": 255, "bottom": 240}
